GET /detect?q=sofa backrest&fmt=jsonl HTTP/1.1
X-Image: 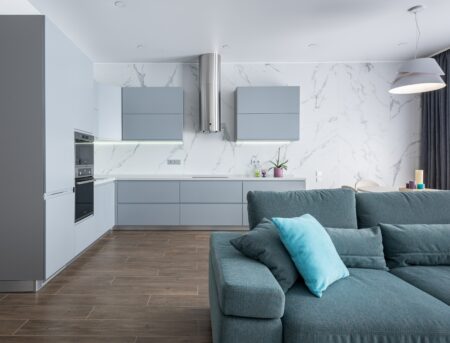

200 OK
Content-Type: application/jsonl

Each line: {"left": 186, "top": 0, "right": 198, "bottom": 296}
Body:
{"left": 356, "top": 191, "right": 450, "bottom": 227}
{"left": 246, "top": 188, "right": 357, "bottom": 229}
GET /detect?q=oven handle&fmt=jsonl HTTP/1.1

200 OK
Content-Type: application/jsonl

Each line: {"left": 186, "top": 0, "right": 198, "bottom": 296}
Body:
{"left": 76, "top": 179, "right": 95, "bottom": 185}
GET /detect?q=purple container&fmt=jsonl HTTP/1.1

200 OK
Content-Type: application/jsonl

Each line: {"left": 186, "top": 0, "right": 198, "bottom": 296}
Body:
{"left": 274, "top": 168, "right": 284, "bottom": 178}
{"left": 409, "top": 181, "right": 416, "bottom": 189}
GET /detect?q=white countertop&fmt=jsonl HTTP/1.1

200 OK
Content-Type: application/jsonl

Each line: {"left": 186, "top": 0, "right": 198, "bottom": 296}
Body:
{"left": 95, "top": 174, "right": 306, "bottom": 182}
{"left": 94, "top": 177, "right": 116, "bottom": 186}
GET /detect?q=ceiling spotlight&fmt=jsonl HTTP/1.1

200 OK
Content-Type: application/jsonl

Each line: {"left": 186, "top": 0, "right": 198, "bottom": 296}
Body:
{"left": 307, "top": 43, "right": 318, "bottom": 48}
{"left": 397, "top": 42, "right": 408, "bottom": 47}
{"left": 113, "top": 1, "right": 125, "bottom": 8}
{"left": 136, "top": 44, "right": 144, "bottom": 49}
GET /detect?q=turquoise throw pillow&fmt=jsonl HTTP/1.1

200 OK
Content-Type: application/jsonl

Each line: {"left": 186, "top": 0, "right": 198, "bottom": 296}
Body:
{"left": 272, "top": 214, "right": 349, "bottom": 297}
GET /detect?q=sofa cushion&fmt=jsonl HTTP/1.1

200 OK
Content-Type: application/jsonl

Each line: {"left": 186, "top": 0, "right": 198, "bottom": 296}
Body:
{"left": 390, "top": 266, "right": 450, "bottom": 305}
{"left": 379, "top": 223, "right": 450, "bottom": 267}
{"left": 325, "top": 227, "right": 388, "bottom": 270}
{"left": 247, "top": 188, "right": 357, "bottom": 230}
{"left": 282, "top": 268, "right": 450, "bottom": 343}
{"left": 356, "top": 191, "right": 450, "bottom": 228}
{"left": 210, "top": 232, "right": 285, "bottom": 319}
{"left": 273, "top": 214, "right": 349, "bottom": 298}
{"left": 230, "top": 218, "right": 298, "bottom": 293}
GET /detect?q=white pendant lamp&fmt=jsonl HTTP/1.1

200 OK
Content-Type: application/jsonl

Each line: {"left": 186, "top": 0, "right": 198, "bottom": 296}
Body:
{"left": 389, "top": 5, "right": 446, "bottom": 95}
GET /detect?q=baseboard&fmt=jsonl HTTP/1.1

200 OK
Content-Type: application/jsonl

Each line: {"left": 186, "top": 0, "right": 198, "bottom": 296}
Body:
{"left": 0, "top": 280, "right": 43, "bottom": 293}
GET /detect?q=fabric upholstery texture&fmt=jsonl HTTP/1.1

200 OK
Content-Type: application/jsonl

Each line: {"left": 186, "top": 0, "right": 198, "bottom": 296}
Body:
{"left": 380, "top": 223, "right": 450, "bottom": 267}
{"left": 282, "top": 268, "right": 450, "bottom": 343}
{"left": 326, "top": 227, "right": 388, "bottom": 270}
{"left": 230, "top": 218, "right": 298, "bottom": 292}
{"left": 272, "top": 214, "right": 349, "bottom": 298}
{"left": 209, "top": 258, "right": 282, "bottom": 343}
{"left": 356, "top": 191, "right": 450, "bottom": 227}
{"left": 390, "top": 266, "right": 450, "bottom": 305}
{"left": 210, "top": 232, "right": 285, "bottom": 319}
{"left": 247, "top": 188, "right": 357, "bottom": 229}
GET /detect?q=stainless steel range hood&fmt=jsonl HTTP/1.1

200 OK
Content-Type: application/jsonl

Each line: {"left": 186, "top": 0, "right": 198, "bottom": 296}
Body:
{"left": 199, "top": 53, "right": 221, "bottom": 133}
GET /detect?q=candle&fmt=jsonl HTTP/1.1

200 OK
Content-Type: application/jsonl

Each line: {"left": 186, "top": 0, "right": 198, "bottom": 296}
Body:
{"left": 415, "top": 170, "right": 424, "bottom": 185}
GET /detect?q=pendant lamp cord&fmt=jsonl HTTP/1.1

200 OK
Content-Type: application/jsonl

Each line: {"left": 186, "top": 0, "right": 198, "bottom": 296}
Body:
{"left": 414, "top": 11, "right": 421, "bottom": 59}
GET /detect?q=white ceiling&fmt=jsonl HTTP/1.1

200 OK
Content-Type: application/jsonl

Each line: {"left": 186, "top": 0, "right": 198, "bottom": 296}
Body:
{"left": 16, "top": 0, "right": 450, "bottom": 62}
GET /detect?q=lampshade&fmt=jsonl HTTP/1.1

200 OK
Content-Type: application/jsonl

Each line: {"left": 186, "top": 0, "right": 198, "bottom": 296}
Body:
{"left": 397, "top": 58, "right": 444, "bottom": 75}
{"left": 389, "top": 58, "right": 446, "bottom": 95}
{"left": 389, "top": 72, "right": 446, "bottom": 94}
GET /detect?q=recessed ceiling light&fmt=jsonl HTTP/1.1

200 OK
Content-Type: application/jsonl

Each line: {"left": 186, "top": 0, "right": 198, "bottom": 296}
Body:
{"left": 113, "top": 1, "right": 125, "bottom": 8}
{"left": 307, "top": 43, "right": 318, "bottom": 48}
{"left": 136, "top": 44, "right": 144, "bottom": 49}
{"left": 397, "top": 41, "right": 408, "bottom": 47}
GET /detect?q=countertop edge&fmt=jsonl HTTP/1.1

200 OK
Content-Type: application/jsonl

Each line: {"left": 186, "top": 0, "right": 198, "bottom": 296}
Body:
{"left": 95, "top": 175, "right": 306, "bottom": 181}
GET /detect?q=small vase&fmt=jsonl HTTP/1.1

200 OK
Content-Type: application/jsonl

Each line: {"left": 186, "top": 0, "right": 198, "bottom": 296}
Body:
{"left": 274, "top": 168, "right": 283, "bottom": 178}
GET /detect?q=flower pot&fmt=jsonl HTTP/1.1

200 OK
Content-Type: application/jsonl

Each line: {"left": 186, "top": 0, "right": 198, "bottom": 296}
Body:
{"left": 273, "top": 168, "right": 284, "bottom": 178}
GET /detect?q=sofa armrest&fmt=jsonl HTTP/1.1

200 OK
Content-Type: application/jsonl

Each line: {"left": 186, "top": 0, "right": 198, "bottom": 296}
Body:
{"left": 209, "top": 233, "right": 285, "bottom": 319}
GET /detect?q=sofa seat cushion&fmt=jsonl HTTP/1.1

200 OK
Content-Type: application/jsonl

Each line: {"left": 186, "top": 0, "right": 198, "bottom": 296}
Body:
{"left": 210, "top": 232, "right": 285, "bottom": 319}
{"left": 390, "top": 266, "right": 450, "bottom": 305}
{"left": 283, "top": 268, "right": 450, "bottom": 343}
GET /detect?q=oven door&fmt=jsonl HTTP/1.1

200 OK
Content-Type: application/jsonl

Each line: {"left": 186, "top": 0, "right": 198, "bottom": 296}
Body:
{"left": 75, "top": 176, "right": 94, "bottom": 222}
{"left": 75, "top": 141, "right": 94, "bottom": 166}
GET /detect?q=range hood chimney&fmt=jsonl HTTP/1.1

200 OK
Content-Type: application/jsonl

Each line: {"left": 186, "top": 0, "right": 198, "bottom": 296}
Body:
{"left": 199, "top": 53, "right": 221, "bottom": 133}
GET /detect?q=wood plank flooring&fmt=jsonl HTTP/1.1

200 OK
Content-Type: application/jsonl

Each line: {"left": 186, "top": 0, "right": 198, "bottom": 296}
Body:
{"left": 0, "top": 231, "right": 214, "bottom": 342}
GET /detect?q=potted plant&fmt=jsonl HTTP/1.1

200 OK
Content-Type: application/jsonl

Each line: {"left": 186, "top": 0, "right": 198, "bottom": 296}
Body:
{"left": 269, "top": 148, "right": 288, "bottom": 178}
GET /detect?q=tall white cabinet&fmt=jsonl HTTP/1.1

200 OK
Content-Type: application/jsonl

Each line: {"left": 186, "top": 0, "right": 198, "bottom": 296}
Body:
{"left": 0, "top": 15, "right": 112, "bottom": 291}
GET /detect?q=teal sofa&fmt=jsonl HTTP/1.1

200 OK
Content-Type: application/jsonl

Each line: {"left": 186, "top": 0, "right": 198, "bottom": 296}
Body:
{"left": 209, "top": 189, "right": 450, "bottom": 343}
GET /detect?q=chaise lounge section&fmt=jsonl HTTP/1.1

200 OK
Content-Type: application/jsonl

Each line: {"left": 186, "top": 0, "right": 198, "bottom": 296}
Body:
{"left": 209, "top": 189, "right": 450, "bottom": 343}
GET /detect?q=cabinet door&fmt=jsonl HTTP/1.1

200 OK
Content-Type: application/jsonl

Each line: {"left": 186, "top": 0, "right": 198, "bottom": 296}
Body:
{"left": 122, "top": 87, "right": 183, "bottom": 114}
{"left": 74, "top": 215, "right": 96, "bottom": 256}
{"left": 122, "top": 114, "right": 183, "bottom": 141}
{"left": 237, "top": 113, "right": 299, "bottom": 140}
{"left": 117, "top": 204, "right": 180, "bottom": 225}
{"left": 46, "top": 192, "right": 75, "bottom": 278}
{"left": 118, "top": 181, "right": 179, "bottom": 203}
{"left": 104, "top": 182, "right": 116, "bottom": 231}
{"left": 94, "top": 184, "right": 107, "bottom": 238}
{"left": 96, "top": 83, "right": 122, "bottom": 140}
{"left": 180, "top": 204, "right": 243, "bottom": 226}
{"left": 236, "top": 86, "right": 299, "bottom": 114}
{"left": 45, "top": 18, "right": 94, "bottom": 192}
{"left": 180, "top": 181, "right": 242, "bottom": 203}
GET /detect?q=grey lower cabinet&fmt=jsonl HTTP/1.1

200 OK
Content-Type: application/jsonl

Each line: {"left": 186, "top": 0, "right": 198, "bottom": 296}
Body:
{"left": 236, "top": 86, "right": 300, "bottom": 141}
{"left": 117, "top": 204, "right": 180, "bottom": 226}
{"left": 122, "top": 87, "right": 183, "bottom": 141}
{"left": 116, "top": 179, "right": 306, "bottom": 227}
{"left": 180, "top": 204, "right": 243, "bottom": 226}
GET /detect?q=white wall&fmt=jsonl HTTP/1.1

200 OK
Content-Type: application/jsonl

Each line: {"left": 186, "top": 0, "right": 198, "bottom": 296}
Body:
{"left": 94, "top": 62, "right": 421, "bottom": 189}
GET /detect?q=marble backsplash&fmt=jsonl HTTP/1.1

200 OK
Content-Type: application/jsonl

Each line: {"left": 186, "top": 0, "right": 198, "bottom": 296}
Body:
{"left": 94, "top": 62, "right": 421, "bottom": 189}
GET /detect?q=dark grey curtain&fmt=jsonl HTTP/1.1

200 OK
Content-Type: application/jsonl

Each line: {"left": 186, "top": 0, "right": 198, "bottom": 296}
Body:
{"left": 421, "top": 49, "right": 450, "bottom": 189}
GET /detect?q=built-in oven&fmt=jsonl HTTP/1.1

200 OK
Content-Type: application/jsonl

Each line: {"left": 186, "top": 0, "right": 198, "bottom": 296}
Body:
{"left": 74, "top": 132, "right": 95, "bottom": 222}
{"left": 75, "top": 173, "right": 94, "bottom": 223}
{"left": 75, "top": 131, "right": 94, "bottom": 168}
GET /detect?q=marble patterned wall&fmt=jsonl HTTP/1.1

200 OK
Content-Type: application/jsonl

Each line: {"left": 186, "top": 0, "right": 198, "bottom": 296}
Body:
{"left": 94, "top": 62, "right": 421, "bottom": 189}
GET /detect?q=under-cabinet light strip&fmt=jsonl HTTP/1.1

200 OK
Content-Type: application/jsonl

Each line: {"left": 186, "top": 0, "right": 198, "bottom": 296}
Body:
{"left": 94, "top": 141, "right": 184, "bottom": 145}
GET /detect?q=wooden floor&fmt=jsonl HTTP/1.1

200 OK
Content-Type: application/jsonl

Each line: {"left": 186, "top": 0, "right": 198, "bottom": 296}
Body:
{"left": 0, "top": 231, "right": 214, "bottom": 342}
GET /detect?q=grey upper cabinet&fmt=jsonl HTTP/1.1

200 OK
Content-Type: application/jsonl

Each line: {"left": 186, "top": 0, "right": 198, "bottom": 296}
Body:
{"left": 122, "top": 87, "right": 183, "bottom": 141}
{"left": 122, "top": 87, "right": 183, "bottom": 114}
{"left": 236, "top": 86, "right": 300, "bottom": 141}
